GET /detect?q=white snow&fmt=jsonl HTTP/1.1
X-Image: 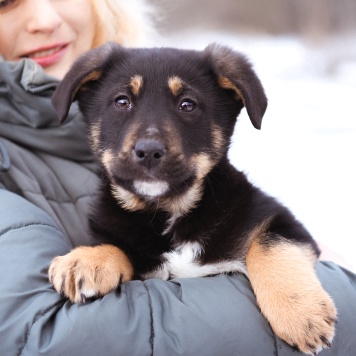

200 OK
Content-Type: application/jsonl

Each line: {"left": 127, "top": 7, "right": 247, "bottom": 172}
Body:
{"left": 160, "top": 31, "right": 356, "bottom": 271}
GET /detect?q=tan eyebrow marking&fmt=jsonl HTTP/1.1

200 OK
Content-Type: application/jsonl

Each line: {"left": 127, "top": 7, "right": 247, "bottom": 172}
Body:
{"left": 129, "top": 75, "right": 143, "bottom": 96}
{"left": 168, "top": 76, "right": 184, "bottom": 96}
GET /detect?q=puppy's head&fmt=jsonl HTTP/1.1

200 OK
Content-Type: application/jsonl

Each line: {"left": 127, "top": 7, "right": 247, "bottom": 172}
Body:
{"left": 52, "top": 42, "right": 267, "bottom": 213}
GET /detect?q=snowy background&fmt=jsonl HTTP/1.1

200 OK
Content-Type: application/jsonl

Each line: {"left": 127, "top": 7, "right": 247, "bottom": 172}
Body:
{"left": 157, "top": 30, "right": 356, "bottom": 271}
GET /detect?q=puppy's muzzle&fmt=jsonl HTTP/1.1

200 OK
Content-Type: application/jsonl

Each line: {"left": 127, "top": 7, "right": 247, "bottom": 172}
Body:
{"left": 133, "top": 139, "right": 166, "bottom": 170}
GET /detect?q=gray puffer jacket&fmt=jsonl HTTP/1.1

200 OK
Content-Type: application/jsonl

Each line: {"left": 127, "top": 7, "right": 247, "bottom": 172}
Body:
{"left": 0, "top": 57, "right": 98, "bottom": 246}
{"left": 0, "top": 58, "right": 355, "bottom": 356}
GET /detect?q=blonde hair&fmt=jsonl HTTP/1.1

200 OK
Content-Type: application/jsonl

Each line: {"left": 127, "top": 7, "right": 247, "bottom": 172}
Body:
{"left": 89, "top": 0, "right": 156, "bottom": 48}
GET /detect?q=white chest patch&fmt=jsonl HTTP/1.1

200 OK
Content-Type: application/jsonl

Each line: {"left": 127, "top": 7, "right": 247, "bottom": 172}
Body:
{"left": 142, "top": 241, "right": 247, "bottom": 280}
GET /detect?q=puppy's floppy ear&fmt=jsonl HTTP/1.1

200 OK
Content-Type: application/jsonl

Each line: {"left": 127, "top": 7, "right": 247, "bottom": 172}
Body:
{"left": 52, "top": 42, "right": 122, "bottom": 123}
{"left": 205, "top": 43, "right": 267, "bottom": 129}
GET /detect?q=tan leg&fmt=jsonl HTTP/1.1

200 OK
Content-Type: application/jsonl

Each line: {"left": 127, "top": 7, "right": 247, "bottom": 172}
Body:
{"left": 246, "top": 236, "right": 337, "bottom": 355}
{"left": 49, "top": 244, "right": 133, "bottom": 303}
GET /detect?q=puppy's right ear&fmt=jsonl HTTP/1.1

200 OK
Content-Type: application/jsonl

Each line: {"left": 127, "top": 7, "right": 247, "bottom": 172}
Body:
{"left": 52, "top": 42, "right": 121, "bottom": 123}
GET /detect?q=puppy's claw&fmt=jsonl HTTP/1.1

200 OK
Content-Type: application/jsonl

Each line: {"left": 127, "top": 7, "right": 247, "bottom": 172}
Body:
{"left": 80, "top": 293, "right": 86, "bottom": 304}
{"left": 320, "top": 335, "right": 331, "bottom": 348}
{"left": 59, "top": 277, "right": 66, "bottom": 298}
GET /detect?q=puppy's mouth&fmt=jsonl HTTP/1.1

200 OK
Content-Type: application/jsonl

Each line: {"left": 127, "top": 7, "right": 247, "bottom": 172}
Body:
{"left": 110, "top": 171, "right": 195, "bottom": 201}
{"left": 102, "top": 147, "right": 198, "bottom": 199}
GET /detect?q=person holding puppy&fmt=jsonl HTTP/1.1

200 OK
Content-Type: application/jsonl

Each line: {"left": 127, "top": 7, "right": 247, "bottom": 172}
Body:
{"left": 0, "top": 1, "right": 355, "bottom": 355}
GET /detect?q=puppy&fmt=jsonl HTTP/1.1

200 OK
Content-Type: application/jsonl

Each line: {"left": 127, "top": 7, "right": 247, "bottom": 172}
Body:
{"left": 49, "top": 42, "right": 337, "bottom": 355}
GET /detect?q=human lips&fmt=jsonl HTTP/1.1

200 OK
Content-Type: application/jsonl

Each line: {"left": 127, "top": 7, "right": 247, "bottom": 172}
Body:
{"left": 21, "top": 43, "right": 68, "bottom": 67}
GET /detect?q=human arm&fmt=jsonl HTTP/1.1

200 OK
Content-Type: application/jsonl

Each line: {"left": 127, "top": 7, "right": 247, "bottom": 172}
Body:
{"left": 1, "top": 188, "right": 356, "bottom": 356}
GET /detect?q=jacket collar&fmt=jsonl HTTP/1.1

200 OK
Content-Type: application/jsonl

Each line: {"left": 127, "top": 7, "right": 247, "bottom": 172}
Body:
{"left": 0, "top": 57, "right": 95, "bottom": 167}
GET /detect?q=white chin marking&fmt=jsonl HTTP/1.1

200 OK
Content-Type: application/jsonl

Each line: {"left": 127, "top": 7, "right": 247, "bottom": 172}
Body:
{"left": 133, "top": 180, "right": 169, "bottom": 197}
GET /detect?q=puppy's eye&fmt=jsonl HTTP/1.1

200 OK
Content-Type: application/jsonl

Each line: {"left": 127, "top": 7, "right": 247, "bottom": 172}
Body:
{"left": 115, "top": 96, "right": 132, "bottom": 110}
{"left": 179, "top": 99, "right": 196, "bottom": 112}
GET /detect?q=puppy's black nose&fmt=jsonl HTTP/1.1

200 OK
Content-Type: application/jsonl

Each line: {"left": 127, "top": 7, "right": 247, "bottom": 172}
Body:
{"left": 133, "top": 139, "right": 165, "bottom": 169}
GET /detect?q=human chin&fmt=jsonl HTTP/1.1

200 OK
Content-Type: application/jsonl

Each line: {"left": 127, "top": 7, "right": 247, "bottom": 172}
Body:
{"left": 43, "top": 64, "right": 69, "bottom": 80}
{"left": 42, "top": 52, "right": 76, "bottom": 79}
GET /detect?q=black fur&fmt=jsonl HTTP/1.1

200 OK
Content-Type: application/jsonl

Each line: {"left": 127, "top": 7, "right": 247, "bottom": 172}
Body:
{"left": 52, "top": 42, "right": 319, "bottom": 278}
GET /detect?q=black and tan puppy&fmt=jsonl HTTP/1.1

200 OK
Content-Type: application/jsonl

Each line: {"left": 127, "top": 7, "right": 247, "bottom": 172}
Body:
{"left": 49, "top": 42, "right": 337, "bottom": 355}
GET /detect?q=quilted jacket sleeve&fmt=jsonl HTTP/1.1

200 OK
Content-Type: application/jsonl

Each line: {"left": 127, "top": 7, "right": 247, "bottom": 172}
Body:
{"left": 0, "top": 188, "right": 356, "bottom": 356}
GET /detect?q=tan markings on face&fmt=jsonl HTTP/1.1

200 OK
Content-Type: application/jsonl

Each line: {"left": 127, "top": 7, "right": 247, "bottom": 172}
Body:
{"left": 129, "top": 75, "right": 143, "bottom": 96}
{"left": 72, "top": 70, "right": 102, "bottom": 101}
{"left": 246, "top": 229, "right": 337, "bottom": 354}
{"left": 164, "top": 120, "right": 184, "bottom": 156}
{"left": 168, "top": 76, "right": 184, "bottom": 96}
{"left": 191, "top": 153, "right": 215, "bottom": 180}
{"left": 119, "top": 122, "right": 140, "bottom": 159}
{"left": 111, "top": 185, "right": 147, "bottom": 211}
{"left": 48, "top": 244, "right": 133, "bottom": 303}
{"left": 101, "top": 149, "right": 115, "bottom": 175}
{"left": 218, "top": 76, "right": 244, "bottom": 104}
{"left": 89, "top": 120, "right": 102, "bottom": 153}
{"left": 159, "top": 180, "right": 203, "bottom": 217}
{"left": 211, "top": 124, "right": 225, "bottom": 156}
{"left": 158, "top": 153, "right": 214, "bottom": 216}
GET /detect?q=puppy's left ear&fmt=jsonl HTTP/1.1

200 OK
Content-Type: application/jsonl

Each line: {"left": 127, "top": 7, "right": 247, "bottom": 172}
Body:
{"left": 205, "top": 43, "right": 267, "bottom": 129}
{"left": 52, "top": 42, "right": 122, "bottom": 123}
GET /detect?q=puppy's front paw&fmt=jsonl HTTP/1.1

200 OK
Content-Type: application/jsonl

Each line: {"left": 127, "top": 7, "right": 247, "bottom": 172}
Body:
{"left": 247, "top": 238, "right": 338, "bottom": 355}
{"left": 48, "top": 244, "right": 133, "bottom": 303}
{"left": 268, "top": 287, "right": 337, "bottom": 355}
